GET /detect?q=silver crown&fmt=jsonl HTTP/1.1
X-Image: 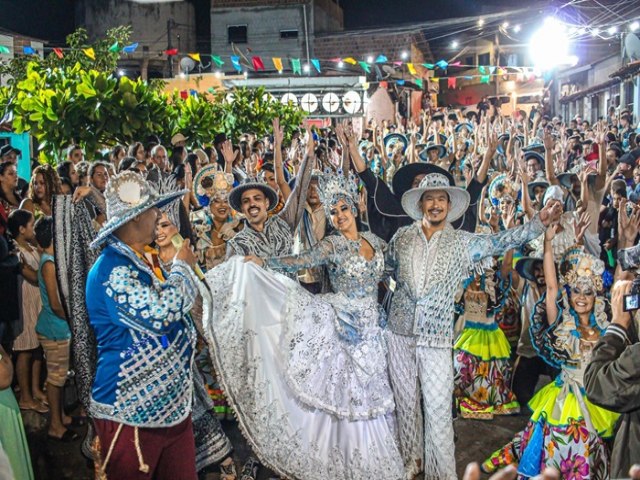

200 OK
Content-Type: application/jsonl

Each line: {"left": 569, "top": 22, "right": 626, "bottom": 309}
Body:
{"left": 153, "top": 175, "right": 181, "bottom": 229}
{"left": 317, "top": 169, "right": 359, "bottom": 210}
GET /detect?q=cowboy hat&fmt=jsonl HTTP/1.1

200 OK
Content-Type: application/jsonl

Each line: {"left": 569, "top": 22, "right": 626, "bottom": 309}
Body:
{"left": 392, "top": 163, "right": 443, "bottom": 198}
{"left": 383, "top": 133, "right": 408, "bottom": 156}
{"left": 401, "top": 166, "right": 470, "bottom": 222}
{"left": 228, "top": 179, "right": 278, "bottom": 213}
{"left": 515, "top": 256, "right": 543, "bottom": 283}
{"left": 527, "top": 179, "right": 549, "bottom": 199}
{"left": 418, "top": 142, "right": 447, "bottom": 161}
{"left": 90, "top": 171, "right": 187, "bottom": 249}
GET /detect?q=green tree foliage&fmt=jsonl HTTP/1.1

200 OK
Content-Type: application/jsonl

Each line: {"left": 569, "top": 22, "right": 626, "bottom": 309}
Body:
{"left": 0, "top": 27, "right": 305, "bottom": 164}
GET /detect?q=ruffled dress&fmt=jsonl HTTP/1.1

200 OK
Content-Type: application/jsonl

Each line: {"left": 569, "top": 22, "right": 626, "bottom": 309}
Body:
{"left": 203, "top": 232, "right": 405, "bottom": 480}
{"left": 453, "top": 271, "right": 519, "bottom": 419}
{"left": 483, "top": 293, "right": 619, "bottom": 479}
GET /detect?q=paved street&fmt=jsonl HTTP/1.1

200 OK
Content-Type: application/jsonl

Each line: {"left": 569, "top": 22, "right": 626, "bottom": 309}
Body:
{"left": 22, "top": 407, "right": 528, "bottom": 479}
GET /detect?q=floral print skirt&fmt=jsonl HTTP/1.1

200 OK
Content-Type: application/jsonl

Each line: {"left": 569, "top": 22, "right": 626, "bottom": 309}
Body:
{"left": 453, "top": 322, "right": 519, "bottom": 419}
{"left": 483, "top": 377, "right": 619, "bottom": 479}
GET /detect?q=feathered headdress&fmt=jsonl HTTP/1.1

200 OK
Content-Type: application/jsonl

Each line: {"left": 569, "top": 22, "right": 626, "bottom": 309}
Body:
{"left": 317, "top": 169, "right": 359, "bottom": 214}
{"left": 154, "top": 175, "right": 182, "bottom": 229}
{"left": 559, "top": 246, "right": 605, "bottom": 293}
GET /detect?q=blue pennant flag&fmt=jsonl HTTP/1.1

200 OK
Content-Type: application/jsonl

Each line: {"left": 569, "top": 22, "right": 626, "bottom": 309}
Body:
{"left": 122, "top": 43, "right": 139, "bottom": 54}
{"left": 230, "top": 55, "right": 242, "bottom": 72}
{"left": 23, "top": 46, "right": 35, "bottom": 55}
{"left": 375, "top": 55, "right": 388, "bottom": 63}
{"left": 436, "top": 59, "right": 449, "bottom": 70}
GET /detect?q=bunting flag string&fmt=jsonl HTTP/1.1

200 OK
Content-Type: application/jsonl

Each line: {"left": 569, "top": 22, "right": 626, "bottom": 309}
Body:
{"left": 291, "top": 58, "right": 301, "bottom": 75}
{"left": 189, "top": 53, "right": 202, "bottom": 63}
{"left": 165, "top": 48, "right": 178, "bottom": 56}
{"left": 211, "top": 55, "right": 225, "bottom": 67}
{"left": 109, "top": 42, "right": 119, "bottom": 53}
{"left": 447, "top": 77, "right": 457, "bottom": 89}
{"left": 0, "top": 46, "right": 10, "bottom": 54}
{"left": 343, "top": 57, "right": 358, "bottom": 65}
{"left": 375, "top": 55, "right": 388, "bottom": 63}
{"left": 122, "top": 43, "right": 138, "bottom": 54}
{"left": 82, "top": 47, "right": 95, "bottom": 60}
{"left": 311, "top": 58, "right": 321, "bottom": 73}
{"left": 251, "top": 56, "right": 265, "bottom": 71}
{"left": 230, "top": 55, "right": 242, "bottom": 72}
{"left": 272, "top": 57, "right": 283, "bottom": 72}
{"left": 358, "top": 61, "right": 371, "bottom": 73}
{"left": 23, "top": 46, "right": 36, "bottom": 55}
{"left": 407, "top": 63, "right": 417, "bottom": 76}
{"left": 53, "top": 48, "right": 64, "bottom": 59}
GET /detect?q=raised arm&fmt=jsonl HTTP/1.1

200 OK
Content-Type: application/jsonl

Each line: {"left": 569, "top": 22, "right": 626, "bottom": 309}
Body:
{"left": 278, "top": 124, "right": 315, "bottom": 232}
{"left": 594, "top": 122, "right": 608, "bottom": 191}
{"left": 248, "top": 236, "right": 337, "bottom": 273}
{"left": 543, "top": 131, "right": 559, "bottom": 185}
{"left": 272, "top": 118, "right": 292, "bottom": 201}
{"left": 543, "top": 224, "right": 560, "bottom": 324}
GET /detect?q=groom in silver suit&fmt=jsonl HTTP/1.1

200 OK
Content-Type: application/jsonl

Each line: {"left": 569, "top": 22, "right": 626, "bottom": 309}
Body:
{"left": 385, "top": 166, "right": 562, "bottom": 479}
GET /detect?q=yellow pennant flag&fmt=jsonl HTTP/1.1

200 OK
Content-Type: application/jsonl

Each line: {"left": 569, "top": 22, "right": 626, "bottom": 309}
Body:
{"left": 83, "top": 48, "right": 95, "bottom": 60}
{"left": 188, "top": 53, "right": 201, "bottom": 62}
{"left": 343, "top": 57, "right": 357, "bottom": 65}
{"left": 407, "top": 63, "right": 417, "bottom": 76}
{"left": 431, "top": 77, "right": 440, "bottom": 83}
{"left": 272, "top": 57, "right": 283, "bottom": 71}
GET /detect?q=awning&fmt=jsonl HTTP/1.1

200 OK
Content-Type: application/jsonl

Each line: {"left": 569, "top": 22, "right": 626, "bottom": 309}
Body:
{"left": 559, "top": 78, "right": 619, "bottom": 104}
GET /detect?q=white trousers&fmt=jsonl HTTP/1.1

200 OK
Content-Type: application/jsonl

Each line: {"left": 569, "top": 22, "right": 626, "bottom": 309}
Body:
{"left": 386, "top": 331, "right": 457, "bottom": 480}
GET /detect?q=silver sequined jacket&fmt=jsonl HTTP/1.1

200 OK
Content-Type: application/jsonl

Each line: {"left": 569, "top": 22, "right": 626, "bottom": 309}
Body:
{"left": 385, "top": 216, "right": 545, "bottom": 348}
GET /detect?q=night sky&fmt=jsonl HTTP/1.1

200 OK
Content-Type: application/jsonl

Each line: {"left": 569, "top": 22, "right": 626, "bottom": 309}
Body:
{"left": 0, "top": 0, "right": 525, "bottom": 43}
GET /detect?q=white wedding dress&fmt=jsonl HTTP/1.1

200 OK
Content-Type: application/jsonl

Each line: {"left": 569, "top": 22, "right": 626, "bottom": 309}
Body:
{"left": 203, "top": 232, "right": 405, "bottom": 480}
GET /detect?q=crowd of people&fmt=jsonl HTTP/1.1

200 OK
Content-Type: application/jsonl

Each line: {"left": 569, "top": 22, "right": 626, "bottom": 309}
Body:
{"left": 0, "top": 101, "right": 639, "bottom": 480}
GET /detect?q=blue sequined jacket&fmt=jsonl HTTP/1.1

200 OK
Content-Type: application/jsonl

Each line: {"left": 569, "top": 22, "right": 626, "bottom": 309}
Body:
{"left": 86, "top": 237, "right": 199, "bottom": 427}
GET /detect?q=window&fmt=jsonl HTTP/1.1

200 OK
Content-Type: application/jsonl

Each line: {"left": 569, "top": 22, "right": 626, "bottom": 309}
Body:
{"left": 228, "top": 25, "right": 247, "bottom": 44}
{"left": 464, "top": 55, "right": 474, "bottom": 66}
{"left": 477, "top": 53, "right": 490, "bottom": 66}
{"left": 280, "top": 30, "right": 299, "bottom": 39}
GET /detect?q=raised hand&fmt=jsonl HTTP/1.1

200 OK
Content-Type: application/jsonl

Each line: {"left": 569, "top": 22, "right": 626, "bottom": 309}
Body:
{"left": 540, "top": 201, "right": 563, "bottom": 226}
{"left": 221, "top": 140, "right": 235, "bottom": 167}
{"left": 573, "top": 211, "right": 591, "bottom": 244}
{"left": 272, "top": 117, "right": 284, "bottom": 146}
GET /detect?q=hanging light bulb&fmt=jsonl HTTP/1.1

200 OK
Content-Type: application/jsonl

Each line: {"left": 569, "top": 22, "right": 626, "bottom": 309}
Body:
{"left": 630, "top": 21, "right": 640, "bottom": 32}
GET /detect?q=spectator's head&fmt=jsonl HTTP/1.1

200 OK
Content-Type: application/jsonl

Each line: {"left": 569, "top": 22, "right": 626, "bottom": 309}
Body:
{"left": 67, "top": 144, "right": 84, "bottom": 164}
{"left": 57, "top": 160, "right": 79, "bottom": 187}
{"left": 89, "top": 161, "right": 110, "bottom": 193}
{"left": 75, "top": 161, "right": 90, "bottom": 186}
{"left": 59, "top": 177, "right": 73, "bottom": 195}
{"left": 29, "top": 164, "right": 61, "bottom": 205}
{"left": 0, "top": 162, "right": 19, "bottom": 193}
{"left": 149, "top": 145, "right": 168, "bottom": 172}
{"left": 34, "top": 215, "right": 54, "bottom": 252}
{"left": 611, "top": 179, "right": 627, "bottom": 209}
{"left": 128, "top": 142, "right": 145, "bottom": 162}
{"left": 169, "top": 146, "right": 186, "bottom": 169}
{"left": 7, "top": 208, "right": 35, "bottom": 243}
{"left": 0, "top": 144, "right": 20, "bottom": 165}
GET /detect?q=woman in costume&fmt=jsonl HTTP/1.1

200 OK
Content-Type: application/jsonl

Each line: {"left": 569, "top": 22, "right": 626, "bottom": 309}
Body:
{"left": 203, "top": 170, "right": 405, "bottom": 480}
{"left": 482, "top": 230, "right": 619, "bottom": 479}
{"left": 453, "top": 247, "right": 519, "bottom": 419}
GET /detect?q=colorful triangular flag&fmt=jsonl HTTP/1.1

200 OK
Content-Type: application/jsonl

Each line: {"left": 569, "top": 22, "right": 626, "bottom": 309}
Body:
{"left": 291, "top": 58, "right": 301, "bottom": 75}
{"left": 272, "top": 57, "right": 283, "bottom": 71}
{"left": 358, "top": 61, "right": 371, "bottom": 73}
{"left": 251, "top": 56, "right": 265, "bottom": 70}
{"left": 450, "top": 61, "right": 461, "bottom": 67}
{"left": 343, "top": 57, "right": 357, "bottom": 65}
{"left": 481, "top": 75, "right": 490, "bottom": 84}
{"left": 82, "top": 47, "right": 95, "bottom": 60}
{"left": 311, "top": 58, "right": 321, "bottom": 73}
{"left": 230, "top": 55, "right": 242, "bottom": 72}
{"left": 431, "top": 77, "right": 440, "bottom": 83}
{"left": 415, "top": 79, "right": 423, "bottom": 88}
{"left": 23, "top": 46, "right": 36, "bottom": 55}
{"left": 422, "top": 63, "right": 435, "bottom": 69}
{"left": 211, "top": 55, "right": 224, "bottom": 67}
{"left": 109, "top": 41, "right": 119, "bottom": 53}
{"left": 53, "top": 48, "right": 64, "bottom": 59}
{"left": 0, "top": 45, "right": 9, "bottom": 54}
{"left": 122, "top": 43, "right": 138, "bottom": 54}
{"left": 375, "top": 55, "right": 388, "bottom": 63}
{"left": 407, "top": 63, "right": 417, "bottom": 76}
{"left": 165, "top": 48, "right": 178, "bottom": 56}
{"left": 189, "top": 53, "right": 201, "bottom": 63}
{"left": 447, "top": 77, "right": 457, "bottom": 89}
{"left": 436, "top": 60, "right": 448, "bottom": 69}
{"left": 396, "top": 80, "right": 405, "bottom": 86}
{"left": 489, "top": 66, "right": 496, "bottom": 74}
{"left": 479, "top": 66, "right": 486, "bottom": 74}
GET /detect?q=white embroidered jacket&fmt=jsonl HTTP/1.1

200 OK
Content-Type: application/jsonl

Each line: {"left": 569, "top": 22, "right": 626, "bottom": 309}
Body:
{"left": 385, "top": 216, "right": 545, "bottom": 347}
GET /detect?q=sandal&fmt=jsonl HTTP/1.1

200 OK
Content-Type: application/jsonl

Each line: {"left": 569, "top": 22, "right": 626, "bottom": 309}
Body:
{"left": 48, "top": 429, "right": 80, "bottom": 443}
{"left": 220, "top": 459, "right": 237, "bottom": 480}
{"left": 19, "top": 402, "right": 49, "bottom": 414}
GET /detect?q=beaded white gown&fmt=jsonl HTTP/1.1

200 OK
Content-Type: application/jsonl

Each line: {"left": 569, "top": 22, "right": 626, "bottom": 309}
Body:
{"left": 203, "top": 231, "right": 405, "bottom": 480}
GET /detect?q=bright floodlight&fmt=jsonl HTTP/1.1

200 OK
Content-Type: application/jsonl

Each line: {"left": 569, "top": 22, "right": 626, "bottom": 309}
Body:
{"left": 631, "top": 21, "right": 640, "bottom": 32}
{"left": 591, "top": 27, "right": 600, "bottom": 36}
{"left": 401, "top": 51, "right": 409, "bottom": 60}
{"left": 502, "top": 21, "right": 509, "bottom": 29}
{"left": 366, "top": 55, "right": 374, "bottom": 63}
{"left": 338, "top": 60, "right": 344, "bottom": 68}
{"left": 118, "top": 69, "right": 125, "bottom": 76}
{"left": 513, "top": 25, "right": 521, "bottom": 33}
{"left": 607, "top": 26, "right": 618, "bottom": 35}
{"left": 303, "top": 64, "right": 310, "bottom": 73}
{"left": 478, "top": 19, "right": 485, "bottom": 26}
{"left": 529, "top": 17, "right": 572, "bottom": 70}
{"left": 578, "top": 27, "right": 587, "bottom": 35}
{"left": 451, "top": 40, "right": 459, "bottom": 48}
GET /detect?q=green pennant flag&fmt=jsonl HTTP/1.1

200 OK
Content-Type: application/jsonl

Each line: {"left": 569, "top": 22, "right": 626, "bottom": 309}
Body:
{"left": 0, "top": 46, "right": 9, "bottom": 54}
{"left": 109, "top": 41, "right": 119, "bottom": 53}
{"left": 479, "top": 65, "right": 486, "bottom": 74}
{"left": 212, "top": 55, "right": 225, "bottom": 67}
{"left": 422, "top": 63, "right": 435, "bottom": 69}
{"left": 481, "top": 75, "right": 490, "bottom": 84}
{"left": 358, "top": 61, "right": 371, "bottom": 73}
{"left": 415, "top": 79, "right": 423, "bottom": 88}
{"left": 291, "top": 58, "right": 302, "bottom": 75}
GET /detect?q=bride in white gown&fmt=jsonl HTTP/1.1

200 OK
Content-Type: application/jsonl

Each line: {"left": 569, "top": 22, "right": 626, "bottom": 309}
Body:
{"left": 202, "top": 171, "right": 405, "bottom": 480}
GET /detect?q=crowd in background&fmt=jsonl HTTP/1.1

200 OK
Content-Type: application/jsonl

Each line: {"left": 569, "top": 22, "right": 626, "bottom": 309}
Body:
{"left": 0, "top": 98, "right": 640, "bottom": 479}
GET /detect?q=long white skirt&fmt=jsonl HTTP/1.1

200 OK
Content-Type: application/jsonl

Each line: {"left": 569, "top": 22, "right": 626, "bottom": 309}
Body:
{"left": 203, "top": 257, "right": 405, "bottom": 480}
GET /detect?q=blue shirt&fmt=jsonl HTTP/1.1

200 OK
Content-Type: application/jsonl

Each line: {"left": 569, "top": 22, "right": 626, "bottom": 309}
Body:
{"left": 86, "top": 237, "right": 199, "bottom": 427}
{"left": 36, "top": 253, "right": 71, "bottom": 341}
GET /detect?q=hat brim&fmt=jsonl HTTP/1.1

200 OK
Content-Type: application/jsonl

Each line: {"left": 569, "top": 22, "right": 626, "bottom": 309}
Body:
{"left": 418, "top": 145, "right": 447, "bottom": 161}
{"left": 228, "top": 183, "right": 278, "bottom": 213}
{"left": 401, "top": 185, "right": 470, "bottom": 222}
{"left": 392, "top": 163, "right": 446, "bottom": 198}
{"left": 90, "top": 189, "right": 187, "bottom": 249}
{"left": 515, "top": 257, "right": 543, "bottom": 283}
{"left": 527, "top": 180, "right": 549, "bottom": 198}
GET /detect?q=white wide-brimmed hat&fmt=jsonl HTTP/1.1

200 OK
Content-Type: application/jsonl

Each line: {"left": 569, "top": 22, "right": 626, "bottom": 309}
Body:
{"left": 401, "top": 168, "right": 470, "bottom": 222}
{"left": 90, "top": 171, "right": 187, "bottom": 249}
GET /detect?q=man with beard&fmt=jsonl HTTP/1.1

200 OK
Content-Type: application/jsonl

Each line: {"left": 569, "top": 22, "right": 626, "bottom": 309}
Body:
{"left": 384, "top": 166, "right": 562, "bottom": 479}
{"left": 225, "top": 126, "right": 314, "bottom": 263}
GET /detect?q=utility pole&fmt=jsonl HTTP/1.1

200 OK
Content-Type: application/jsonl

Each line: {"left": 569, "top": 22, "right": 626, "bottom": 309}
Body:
{"left": 167, "top": 19, "right": 174, "bottom": 78}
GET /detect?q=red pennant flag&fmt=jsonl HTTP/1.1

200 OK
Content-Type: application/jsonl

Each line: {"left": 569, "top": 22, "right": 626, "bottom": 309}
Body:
{"left": 53, "top": 48, "right": 64, "bottom": 59}
{"left": 252, "top": 56, "right": 265, "bottom": 71}
{"left": 380, "top": 81, "right": 388, "bottom": 89}
{"left": 165, "top": 48, "right": 178, "bottom": 56}
{"left": 180, "top": 90, "right": 188, "bottom": 99}
{"left": 447, "top": 77, "right": 457, "bottom": 89}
